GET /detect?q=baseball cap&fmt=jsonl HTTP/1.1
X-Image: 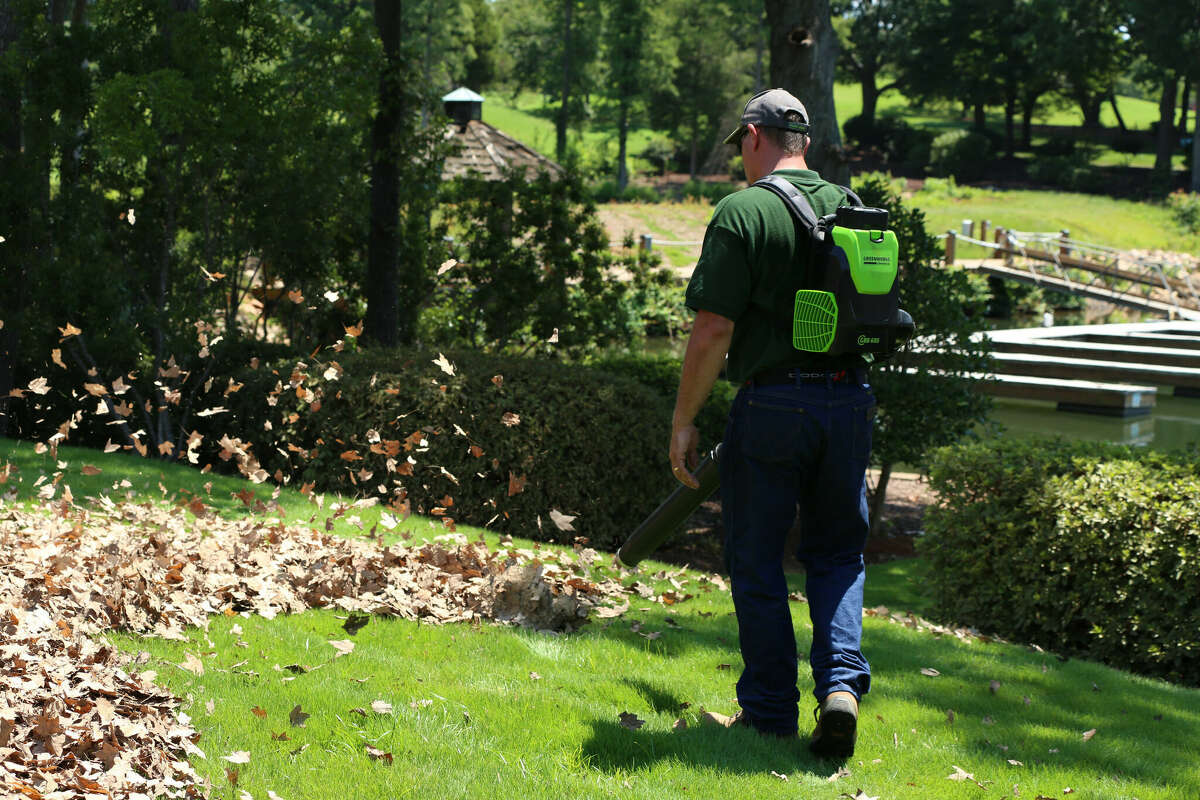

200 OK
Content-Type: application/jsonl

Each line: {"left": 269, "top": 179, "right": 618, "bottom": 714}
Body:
{"left": 723, "top": 88, "right": 811, "bottom": 145}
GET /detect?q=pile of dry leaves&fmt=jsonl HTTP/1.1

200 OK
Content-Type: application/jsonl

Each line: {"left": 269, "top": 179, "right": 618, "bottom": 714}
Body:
{"left": 0, "top": 497, "right": 640, "bottom": 799}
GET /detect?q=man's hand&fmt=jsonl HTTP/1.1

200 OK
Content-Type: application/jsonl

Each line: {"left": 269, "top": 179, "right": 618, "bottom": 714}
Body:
{"left": 669, "top": 424, "right": 701, "bottom": 489}
{"left": 668, "top": 310, "right": 733, "bottom": 490}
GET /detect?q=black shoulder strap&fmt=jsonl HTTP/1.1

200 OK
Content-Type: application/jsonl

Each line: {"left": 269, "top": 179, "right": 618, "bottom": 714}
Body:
{"left": 754, "top": 175, "right": 820, "bottom": 234}
{"left": 753, "top": 175, "right": 863, "bottom": 236}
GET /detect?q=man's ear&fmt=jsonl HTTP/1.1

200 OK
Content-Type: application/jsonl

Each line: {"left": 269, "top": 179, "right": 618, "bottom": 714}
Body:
{"left": 746, "top": 123, "right": 761, "bottom": 151}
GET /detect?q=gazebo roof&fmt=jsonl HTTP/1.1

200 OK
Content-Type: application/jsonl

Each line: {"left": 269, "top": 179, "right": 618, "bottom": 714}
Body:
{"left": 441, "top": 120, "right": 563, "bottom": 182}
{"left": 442, "top": 87, "right": 485, "bottom": 103}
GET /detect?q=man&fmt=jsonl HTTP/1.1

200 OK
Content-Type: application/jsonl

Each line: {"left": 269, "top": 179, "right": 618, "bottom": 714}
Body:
{"left": 669, "top": 88, "right": 875, "bottom": 759}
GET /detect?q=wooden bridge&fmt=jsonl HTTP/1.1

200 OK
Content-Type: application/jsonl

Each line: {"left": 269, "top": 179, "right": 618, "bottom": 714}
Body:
{"left": 970, "top": 321, "right": 1200, "bottom": 417}
{"left": 945, "top": 223, "right": 1200, "bottom": 321}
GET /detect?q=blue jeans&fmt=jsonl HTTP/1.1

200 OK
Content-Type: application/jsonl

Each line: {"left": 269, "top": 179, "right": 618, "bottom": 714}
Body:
{"left": 719, "top": 372, "right": 875, "bottom": 736}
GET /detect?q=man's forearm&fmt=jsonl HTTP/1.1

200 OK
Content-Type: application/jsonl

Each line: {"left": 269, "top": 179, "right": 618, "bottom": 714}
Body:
{"left": 673, "top": 311, "right": 734, "bottom": 429}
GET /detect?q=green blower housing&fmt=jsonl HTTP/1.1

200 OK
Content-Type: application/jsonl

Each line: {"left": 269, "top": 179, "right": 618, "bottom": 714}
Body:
{"left": 755, "top": 176, "right": 913, "bottom": 358}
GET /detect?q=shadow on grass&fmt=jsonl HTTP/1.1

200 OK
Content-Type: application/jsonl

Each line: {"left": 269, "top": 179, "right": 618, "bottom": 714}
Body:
{"left": 865, "top": 622, "right": 1200, "bottom": 792}
{"left": 578, "top": 715, "right": 838, "bottom": 777}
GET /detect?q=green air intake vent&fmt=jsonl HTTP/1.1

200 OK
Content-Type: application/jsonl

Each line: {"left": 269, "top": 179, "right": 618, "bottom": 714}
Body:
{"left": 793, "top": 289, "right": 838, "bottom": 352}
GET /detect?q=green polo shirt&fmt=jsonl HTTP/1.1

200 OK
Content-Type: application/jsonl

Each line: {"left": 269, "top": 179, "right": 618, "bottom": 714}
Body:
{"left": 685, "top": 168, "right": 863, "bottom": 384}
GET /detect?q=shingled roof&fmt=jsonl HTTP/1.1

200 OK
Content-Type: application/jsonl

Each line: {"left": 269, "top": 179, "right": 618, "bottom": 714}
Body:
{"left": 441, "top": 119, "right": 564, "bottom": 182}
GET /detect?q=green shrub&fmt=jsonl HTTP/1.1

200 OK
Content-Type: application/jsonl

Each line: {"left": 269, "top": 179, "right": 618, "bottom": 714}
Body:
{"left": 923, "top": 437, "right": 1200, "bottom": 685}
{"left": 842, "top": 114, "right": 877, "bottom": 147}
{"left": 589, "top": 353, "right": 735, "bottom": 449}
{"left": 590, "top": 179, "right": 663, "bottom": 204}
{"left": 880, "top": 118, "right": 934, "bottom": 170}
{"left": 1167, "top": 191, "right": 1200, "bottom": 235}
{"left": 1026, "top": 152, "right": 1107, "bottom": 193}
{"left": 203, "top": 348, "right": 736, "bottom": 551}
{"left": 928, "top": 129, "right": 991, "bottom": 181}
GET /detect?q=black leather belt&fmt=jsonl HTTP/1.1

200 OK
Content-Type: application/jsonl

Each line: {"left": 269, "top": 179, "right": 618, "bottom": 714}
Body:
{"left": 748, "top": 367, "right": 866, "bottom": 386}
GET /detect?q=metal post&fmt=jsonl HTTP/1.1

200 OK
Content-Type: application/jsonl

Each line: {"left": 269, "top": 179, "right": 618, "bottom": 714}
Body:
{"left": 961, "top": 219, "right": 973, "bottom": 237}
{"left": 640, "top": 234, "right": 653, "bottom": 252}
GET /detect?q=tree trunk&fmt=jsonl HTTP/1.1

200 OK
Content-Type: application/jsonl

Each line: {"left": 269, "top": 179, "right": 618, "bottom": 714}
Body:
{"left": 1004, "top": 95, "right": 1016, "bottom": 157}
{"left": 1192, "top": 86, "right": 1200, "bottom": 194}
{"left": 1154, "top": 73, "right": 1178, "bottom": 179}
{"left": 1020, "top": 98, "right": 1035, "bottom": 150}
{"left": 688, "top": 110, "right": 698, "bottom": 179}
{"left": 1108, "top": 91, "right": 1126, "bottom": 132}
{"left": 556, "top": 0, "right": 573, "bottom": 161}
{"left": 616, "top": 98, "right": 629, "bottom": 191}
{"left": 365, "top": 0, "right": 404, "bottom": 347}
{"left": 0, "top": 4, "right": 23, "bottom": 437}
{"left": 754, "top": 10, "right": 766, "bottom": 94}
{"left": 867, "top": 461, "right": 892, "bottom": 539}
{"left": 860, "top": 68, "right": 879, "bottom": 129}
{"left": 764, "top": 0, "right": 848, "bottom": 184}
{"left": 972, "top": 102, "right": 986, "bottom": 133}
{"left": 1179, "top": 77, "right": 1191, "bottom": 135}
{"left": 1079, "top": 93, "right": 1102, "bottom": 129}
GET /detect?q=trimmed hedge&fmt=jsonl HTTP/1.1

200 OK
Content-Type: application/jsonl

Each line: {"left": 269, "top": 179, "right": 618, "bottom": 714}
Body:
{"left": 922, "top": 437, "right": 1200, "bottom": 685}
{"left": 202, "top": 348, "right": 734, "bottom": 551}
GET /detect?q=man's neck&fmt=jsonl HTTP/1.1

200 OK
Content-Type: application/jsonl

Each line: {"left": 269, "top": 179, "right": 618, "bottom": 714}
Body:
{"left": 771, "top": 155, "right": 810, "bottom": 173}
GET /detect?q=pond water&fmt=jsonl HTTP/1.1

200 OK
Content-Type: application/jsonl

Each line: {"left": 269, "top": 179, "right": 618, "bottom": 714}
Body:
{"left": 642, "top": 319, "right": 1200, "bottom": 453}
{"left": 990, "top": 394, "right": 1200, "bottom": 451}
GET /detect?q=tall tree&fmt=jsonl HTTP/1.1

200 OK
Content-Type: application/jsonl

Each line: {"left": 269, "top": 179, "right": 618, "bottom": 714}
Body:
{"left": 365, "top": 0, "right": 406, "bottom": 347}
{"left": 764, "top": 0, "right": 848, "bottom": 184}
{"left": 833, "top": 0, "right": 902, "bottom": 130}
{"left": 499, "top": 0, "right": 600, "bottom": 161}
{"left": 601, "top": 0, "right": 674, "bottom": 190}
{"left": 655, "top": 0, "right": 752, "bottom": 178}
{"left": 1053, "top": 0, "right": 1126, "bottom": 129}
{"left": 1126, "top": 0, "right": 1200, "bottom": 185}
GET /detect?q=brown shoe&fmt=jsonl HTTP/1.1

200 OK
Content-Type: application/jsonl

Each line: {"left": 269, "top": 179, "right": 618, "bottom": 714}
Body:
{"left": 809, "top": 691, "right": 858, "bottom": 759}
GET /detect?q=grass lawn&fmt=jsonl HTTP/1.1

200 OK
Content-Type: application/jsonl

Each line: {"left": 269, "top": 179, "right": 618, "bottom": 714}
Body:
{"left": 482, "top": 91, "right": 667, "bottom": 176}
{"left": 590, "top": 185, "right": 1199, "bottom": 272}
{"left": 4, "top": 439, "right": 1199, "bottom": 799}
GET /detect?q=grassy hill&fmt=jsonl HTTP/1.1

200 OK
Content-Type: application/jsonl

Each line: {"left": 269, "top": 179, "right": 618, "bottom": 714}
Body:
{"left": 2, "top": 438, "right": 1198, "bottom": 799}
{"left": 483, "top": 84, "right": 1190, "bottom": 178}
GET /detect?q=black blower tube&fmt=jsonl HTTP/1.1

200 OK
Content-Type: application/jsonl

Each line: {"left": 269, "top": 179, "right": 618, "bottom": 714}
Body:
{"left": 617, "top": 443, "right": 723, "bottom": 568}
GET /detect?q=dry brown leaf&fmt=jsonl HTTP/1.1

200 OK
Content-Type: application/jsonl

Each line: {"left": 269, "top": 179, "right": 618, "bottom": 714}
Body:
{"left": 180, "top": 651, "right": 205, "bottom": 676}
{"left": 432, "top": 353, "right": 455, "bottom": 376}
{"left": 223, "top": 751, "right": 251, "bottom": 764}
{"left": 371, "top": 700, "right": 393, "bottom": 715}
{"left": 289, "top": 705, "right": 310, "bottom": 727}
{"left": 618, "top": 711, "right": 645, "bottom": 730}
{"left": 948, "top": 765, "right": 974, "bottom": 781}
{"left": 549, "top": 509, "right": 576, "bottom": 532}
{"left": 252, "top": 706, "right": 268, "bottom": 719}
{"left": 1082, "top": 728, "right": 1096, "bottom": 741}
{"left": 328, "top": 639, "right": 355, "bottom": 657}
{"left": 365, "top": 744, "right": 393, "bottom": 765}
{"left": 921, "top": 667, "right": 941, "bottom": 677}
{"left": 500, "top": 411, "right": 520, "bottom": 427}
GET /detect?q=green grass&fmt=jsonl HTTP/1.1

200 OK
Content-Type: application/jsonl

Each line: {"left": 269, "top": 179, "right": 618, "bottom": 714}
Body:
{"left": 481, "top": 90, "right": 667, "bottom": 176}
{"left": 485, "top": 83, "right": 1191, "bottom": 188}
{"left": 5, "top": 438, "right": 1199, "bottom": 799}
{"left": 911, "top": 184, "right": 1200, "bottom": 261}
